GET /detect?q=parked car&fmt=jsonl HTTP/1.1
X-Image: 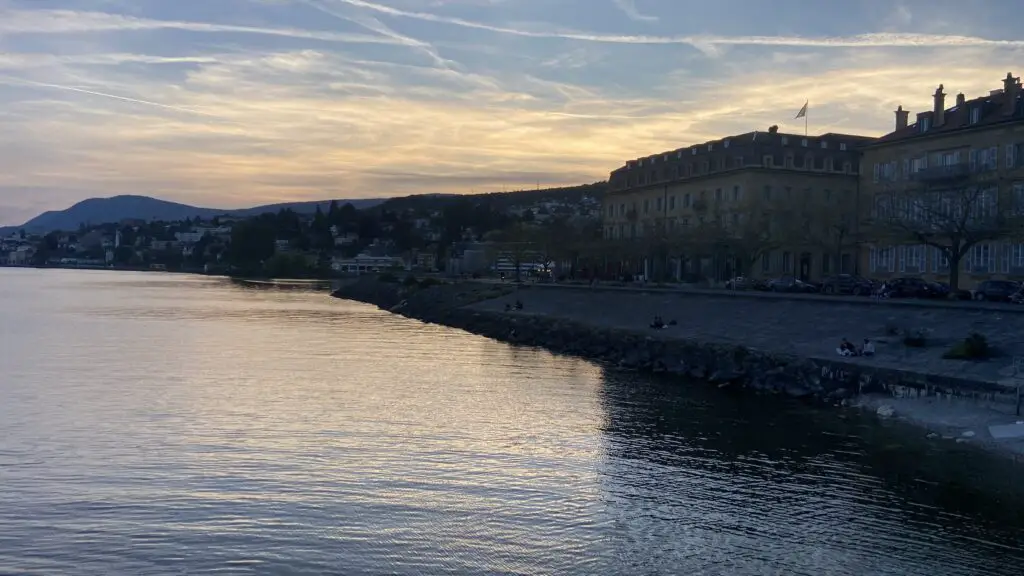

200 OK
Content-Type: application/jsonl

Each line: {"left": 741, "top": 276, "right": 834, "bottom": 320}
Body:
{"left": 820, "top": 274, "right": 876, "bottom": 296}
{"left": 767, "top": 276, "right": 819, "bottom": 293}
{"left": 724, "top": 276, "right": 766, "bottom": 291}
{"left": 926, "top": 281, "right": 972, "bottom": 300}
{"left": 876, "top": 277, "right": 940, "bottom": 299}
{"left": 973, "top": 280, "right": 1021, "bottom": 302}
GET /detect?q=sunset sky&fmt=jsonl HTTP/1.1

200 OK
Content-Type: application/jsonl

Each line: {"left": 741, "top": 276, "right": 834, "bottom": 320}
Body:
{"left": 1, "top": 0, "right": 1022, "bottom": 225}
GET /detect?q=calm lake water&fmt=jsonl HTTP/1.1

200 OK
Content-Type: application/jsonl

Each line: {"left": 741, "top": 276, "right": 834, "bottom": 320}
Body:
{"left": 1, "top": 269, "right": 1022, "bottom": 575}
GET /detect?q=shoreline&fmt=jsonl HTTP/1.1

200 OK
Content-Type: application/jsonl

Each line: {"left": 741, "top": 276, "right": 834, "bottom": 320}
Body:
{"left": 331, "top": 275, "right": 1024, "bottom": 465}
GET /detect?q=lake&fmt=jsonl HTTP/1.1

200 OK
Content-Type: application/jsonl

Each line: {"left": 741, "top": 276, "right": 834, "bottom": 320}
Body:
{"left": 0, "top": 269, "right": 1022, "bottom": 575}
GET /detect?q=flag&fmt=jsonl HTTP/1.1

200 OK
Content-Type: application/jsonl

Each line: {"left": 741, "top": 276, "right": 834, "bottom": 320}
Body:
{"left": 794, "top": 101, "right": 808, "bottom": 119}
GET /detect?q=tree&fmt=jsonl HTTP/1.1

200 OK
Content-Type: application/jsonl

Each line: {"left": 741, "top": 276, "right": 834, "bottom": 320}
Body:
{"left": 871, "top": 177, "right": 1011, "bottom": 290}
{"left": 701, "top": 197, "right": 794, "bottom": 279}
{"left": 796, "top": 188, "right": 861, "bottom": 275}
{"left": 486, "top": 222, "right": 537, "bottom": 281}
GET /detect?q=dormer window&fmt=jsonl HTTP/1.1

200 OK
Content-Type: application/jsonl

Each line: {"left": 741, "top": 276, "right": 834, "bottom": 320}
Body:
{"left": 781, "top": 136, "right": 789, "bottom": 145}
{"left": 639, "top": 158, "right": 644, "bottom": 166}
{"left": 840, "top": 143, "right": 847, "bottom": 151}
{"left": 970, "top": 107, "right": 981, "bottom": 124}
{"left": 691, "top": 147, "right": 697, "bottom": 155}
{"left": 676, "top": 150, "right": 683, "bottom": 158}
{"left": 663, "top": 154, "right": 669, "bottom": 161}
{"left": 920, "top": 117, "right": 931, "bottom": 132}
{"left": 821, "top": 141, "right": 828, "bottom": 149}
{"left": 801, "top": 138, "right": 808, "bottom": 147}
{"left": 707, "top": 144, "right": 713, "bottom": 152}
{"left": 724, "top": 139, "right": 731, "bottom": 148}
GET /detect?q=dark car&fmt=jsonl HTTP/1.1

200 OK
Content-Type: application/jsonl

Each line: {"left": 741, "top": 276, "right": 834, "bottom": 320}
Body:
{"left": 767, "top": 276, "right": 819, "bottom": 293}
{"left": 973, "top": 280, "right": 1021, "bottom": 302}
{"left": 724, "top": 276, "right": 766, "bottom": 291}
{"left": 876, "top": 277, "right": 938, "bottom": 299}
{"left": 820, "top": 274, "right": 875, "bottom": 296}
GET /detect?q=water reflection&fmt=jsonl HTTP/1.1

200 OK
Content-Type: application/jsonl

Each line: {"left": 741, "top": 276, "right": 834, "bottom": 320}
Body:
{"left": 0, "top": 268, "right": 1021, "bottom": 576}
{"left": 597, "top": 372, "right": 1024, "bottom": 575}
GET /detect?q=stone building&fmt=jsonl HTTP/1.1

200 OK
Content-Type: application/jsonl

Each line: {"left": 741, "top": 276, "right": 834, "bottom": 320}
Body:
{"left": 601, "top": 128, "right": 874, "bottom": 283}
{"left": 860, "top": 72, "right": 1024, "bottom": 290}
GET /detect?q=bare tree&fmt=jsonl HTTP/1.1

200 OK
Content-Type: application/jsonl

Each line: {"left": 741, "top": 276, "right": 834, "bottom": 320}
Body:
{"left": 796, "top": 188, "right": 861, "bottom": 275}
{"left": 702, "top": 196, "right": 795, "bottom": 278}
{"left": 485, "top": 222, "right": 537, "bottom": 281}
{"left": 870, "top": 178, "right": 1010, "bottom": 290}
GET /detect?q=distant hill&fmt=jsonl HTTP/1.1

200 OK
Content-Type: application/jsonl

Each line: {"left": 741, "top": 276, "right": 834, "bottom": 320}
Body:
{"left": 1, "top": 195, "right": 388, "bottom": 235}
{"left": 378, "top": 183, "right": 606, "bottom": 213}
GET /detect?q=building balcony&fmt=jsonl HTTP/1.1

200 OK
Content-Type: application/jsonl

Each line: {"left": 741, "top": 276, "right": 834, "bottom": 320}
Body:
{"left": 910, "top": 163, "right": 970, "bottom": 183}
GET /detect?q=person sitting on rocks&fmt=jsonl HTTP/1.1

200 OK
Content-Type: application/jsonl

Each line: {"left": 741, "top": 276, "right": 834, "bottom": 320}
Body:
{"left": 836, "top": 338, "right": 855, "bottom": 357}
{"left": 861, "top": 338, "right": 875, "bottom": 356}
{"left": 650, "top": 315, "right": 665, "bottom": 329}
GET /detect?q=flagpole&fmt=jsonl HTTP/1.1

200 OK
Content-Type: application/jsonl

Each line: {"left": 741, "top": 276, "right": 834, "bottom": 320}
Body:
{"left": 805, "top": 102, "right": 808, "bottom": 136}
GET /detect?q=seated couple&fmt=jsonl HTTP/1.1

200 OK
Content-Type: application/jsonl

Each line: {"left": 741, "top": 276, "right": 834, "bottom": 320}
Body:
{"left": 837, "top": 338, "right": 874, "bottom": 357}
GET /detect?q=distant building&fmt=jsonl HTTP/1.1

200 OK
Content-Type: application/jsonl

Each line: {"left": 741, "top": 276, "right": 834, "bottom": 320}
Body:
{"left": 602, "top": 128, "right": 874, "bottom": 282}
{"left": 860, "top": 72, "right": 1024, "bottom": 289}
{"left": 331, "top": 254, "right": 405, "bottom": 274}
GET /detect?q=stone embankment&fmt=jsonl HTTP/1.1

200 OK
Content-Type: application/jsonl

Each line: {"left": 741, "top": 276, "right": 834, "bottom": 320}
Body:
{"left": 333, "top": 276, "right": 1024, "bottom": 455}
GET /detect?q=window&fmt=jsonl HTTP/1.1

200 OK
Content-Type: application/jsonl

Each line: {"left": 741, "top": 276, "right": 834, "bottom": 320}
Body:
{"left": 681, "top": 218, "right": 690, "bottom": 227}
{"left": 920, "top": 117, "right": 931, "bottom": 132}
{"left": 973, "top": 147, "right": 999, "bottom": 171}
{"left": 822, "top": 255, "right": 831, "bottom": 275}
{"left": 844, "top": 162, "right": 852, "bottom": 173}
{"left": 763, "top": 185, "right": 772, "bottom": 201}
{"left": 762, "top": 252, "right": 772, "bottom": 272}
{"left": 732, "top": 185, "right": 741, "bottom": 201}
{"left": 731, "top": 213, "right": 739, "bottom": 226}
{"left": 707, "top": 144, "right": 713, "bottom": 152}
{"left": 824, "top": 189, "right": 832, "bottom": 201}
{"left": 1007, "top": 143, "right": 1020, "bottom": 169}
{"left": 684, "top": 193, "right": 691, "bottom": 208}
{"left": 1013, "top": 182, "right": 1024, "bottom": 214}
{"left": 967, "top": 243, "right": 994, "bottom": 273}
{"left": 899, "top": 245, "right": 926, "bottom": 273}
{"left": 734, "top": 156, "right": 744, "bottom": 168}
{"left": 715, "top": 188, "right": 722, "bottom": 202}
{"left": 781, "top": 137, "right": 789, "bottom": 145}
{"left": 643, "top": 199, "right": 650, "bottom": 214}
{"left": 840, "top": 143, "right": 848, "bottom": 151}
{"left": 698, "top": 215, "right": 706, "bottom": 225}
{"left": 784, "top": 186, "right": 792, "bottom": 199}
{"left": 669, "top": 195, "right": 676, "bottom": 211}
{"left": 606, "top": 205, "right": 614, "bottom": 218}
{"left": 785, "top": 154, "right": 794, "bottom": 168}
{"left": 724, "top": 139, "right": 731, "bottom": 148}
{"left": 870, "top": 247, "right": 895, "bottom": 273}
{"left": 691, "top": 147, "right": 697, "bottom": 155}
{"left": 932, "top": 246, "right": 950, "bottom": 272}
{"left": 1006, "top": 243, "right": 1024, "bottom": 272}
{"left": 970, "top": 107, "right": 981, "bottom": 124}
{"left": 782, "top": 251, "right": 792, "bottom": 273}
{"left": 656, "top": 197, "right": 663, "bottom": 212}
{"left": 619, "top": 203, "right": 626, "bottom": 216}
{"left": 801, "top": 138, "right": 808, "bottom": 147}
{"left": 763, "top": 155, "right": 773, "bottom": 167}
{"left": 821, "top": 141, "right": 828, "bottom": 149}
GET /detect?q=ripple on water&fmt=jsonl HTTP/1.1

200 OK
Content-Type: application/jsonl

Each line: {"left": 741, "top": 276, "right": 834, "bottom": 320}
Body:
{"left": 0, "top": 269, "right": 1022, "bottom": 575}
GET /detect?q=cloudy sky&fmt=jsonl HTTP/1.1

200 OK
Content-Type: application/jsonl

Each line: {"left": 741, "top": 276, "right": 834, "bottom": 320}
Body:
{"left": 0, "top": 0, "right": 1022, "bottom": 224}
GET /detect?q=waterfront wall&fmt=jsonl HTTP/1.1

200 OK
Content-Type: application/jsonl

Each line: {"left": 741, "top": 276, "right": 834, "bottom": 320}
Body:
{"left": 332, "top": 277, "right": 1023, "bottom": 407}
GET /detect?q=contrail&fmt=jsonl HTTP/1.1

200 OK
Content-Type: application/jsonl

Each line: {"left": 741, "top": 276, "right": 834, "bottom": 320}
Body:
{"left": 0, "top": 74, "right": 223, "bottom": 118}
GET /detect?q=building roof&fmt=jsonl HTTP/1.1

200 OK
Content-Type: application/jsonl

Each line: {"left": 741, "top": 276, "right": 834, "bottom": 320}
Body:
{"left": 871, "top": 81, "right": 1023, "bottom": 146}
{"left": 612, "top": 129, "right": 873, "bottom": 175}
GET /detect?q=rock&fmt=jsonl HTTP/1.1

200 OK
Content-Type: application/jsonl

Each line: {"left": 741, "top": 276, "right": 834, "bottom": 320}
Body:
{"left": 961, "top": 430, "right": 976, "bottom": 438}
{"left": 876, "top": 405, "right": 896, "bottom": 418}
{"left": 926, "top": 432, "right": 939, "bottom": 439}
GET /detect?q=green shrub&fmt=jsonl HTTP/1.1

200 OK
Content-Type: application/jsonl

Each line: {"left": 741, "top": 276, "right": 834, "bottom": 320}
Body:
{"left": 378, "top": 272, "right": 398, "bottom": 283}
{"left": 943, "top": 332, "right": 991, "bottom": 360}
{"left": 402, "top": 274, "right": 419, "bottom": 286}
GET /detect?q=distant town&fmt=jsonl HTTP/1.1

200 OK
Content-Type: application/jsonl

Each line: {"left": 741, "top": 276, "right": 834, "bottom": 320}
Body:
{"left": 0, "top": 184, "right": 605, "bottom": 280}
{"left": 3, "top": 73, "right": 1024, "bottom": 293}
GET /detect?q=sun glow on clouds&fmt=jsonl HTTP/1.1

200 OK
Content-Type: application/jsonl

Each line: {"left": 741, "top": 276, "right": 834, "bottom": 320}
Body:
{"left": 0, "top": 0, "right": 1022, "bottom": 223}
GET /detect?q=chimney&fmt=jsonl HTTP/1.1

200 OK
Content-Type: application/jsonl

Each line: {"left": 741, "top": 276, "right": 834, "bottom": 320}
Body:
{"left": 1004, "top": 72, "right": 1020, "bottom": 115}
{"left": 956, "top": 93, "right": 966, "bottom": 107}
{"left": 894, "top": 105, "right": 909, "bottom": 130}
{"left": 933, "top": 84, "right": 946, "bottom": 126}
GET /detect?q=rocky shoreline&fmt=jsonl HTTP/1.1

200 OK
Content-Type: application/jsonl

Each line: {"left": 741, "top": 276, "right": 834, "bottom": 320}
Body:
{"left": 332, "top": 276, "right": 1024, "bottom": 459}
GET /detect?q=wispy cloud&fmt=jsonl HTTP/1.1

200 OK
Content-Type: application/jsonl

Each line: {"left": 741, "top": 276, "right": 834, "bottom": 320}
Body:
{"left": 611, "top": 0, "right": 658, "bottom": 23}
{"left": 0, "top": 0, "right": 1022, "bottom": 224}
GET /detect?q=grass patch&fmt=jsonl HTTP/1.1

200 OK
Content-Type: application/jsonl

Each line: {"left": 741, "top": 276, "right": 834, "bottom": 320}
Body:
{"left": 942, "top": 332, "right": 991, "bottom": 360}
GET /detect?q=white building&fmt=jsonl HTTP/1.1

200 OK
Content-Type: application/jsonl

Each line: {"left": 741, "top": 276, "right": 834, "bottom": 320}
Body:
{"left": 331, "top": 254, "right": 406, "bottom": 274}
